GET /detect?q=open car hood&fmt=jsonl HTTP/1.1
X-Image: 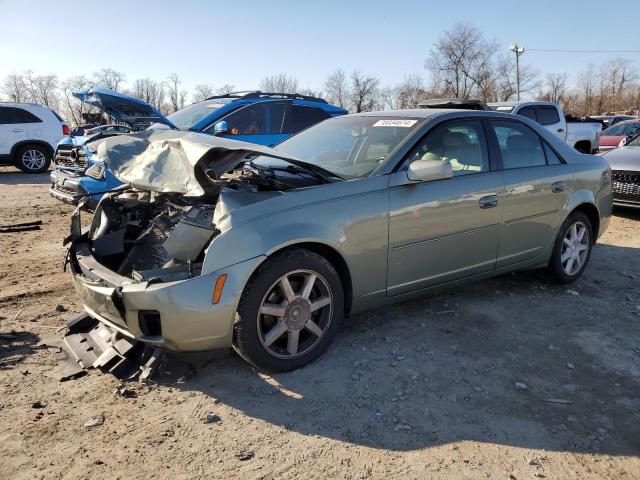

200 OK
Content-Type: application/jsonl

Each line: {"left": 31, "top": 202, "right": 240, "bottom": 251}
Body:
{"left": 94, "top": 130, "right": 305, "bottom": 196}
{"left": 73, "top": 87, "right": 178, "bottom": 129}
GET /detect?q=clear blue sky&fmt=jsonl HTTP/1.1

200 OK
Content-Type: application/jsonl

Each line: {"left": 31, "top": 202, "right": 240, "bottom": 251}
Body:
{"left": 1, "top": 0, "right": 639, "bottom": 91}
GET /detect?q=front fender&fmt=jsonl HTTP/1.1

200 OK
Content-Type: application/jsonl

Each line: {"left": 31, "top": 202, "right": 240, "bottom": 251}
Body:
{"left": 202, "top": 180, "right": 390, "bottom": 300}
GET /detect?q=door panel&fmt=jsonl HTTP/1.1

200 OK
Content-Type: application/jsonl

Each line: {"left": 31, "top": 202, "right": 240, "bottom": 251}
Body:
{"left": 387, "top": 171, "right": 504, "bottom": 296}
{"left": 489, "top": 118, "right": 571, "bottom": 268}
{"left": 497, "top": 165, "right": 570, "bottom": 267}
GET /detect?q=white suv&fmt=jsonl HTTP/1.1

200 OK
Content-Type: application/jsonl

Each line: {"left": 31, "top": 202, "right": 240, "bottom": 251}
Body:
{"left": 0, "top": 103, "right": 68, "bottom": 173}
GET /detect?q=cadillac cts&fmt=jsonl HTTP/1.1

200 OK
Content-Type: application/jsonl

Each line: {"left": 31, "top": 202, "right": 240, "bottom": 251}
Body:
{"left": 66, "top": 109, "right": 612, "bottom": 372}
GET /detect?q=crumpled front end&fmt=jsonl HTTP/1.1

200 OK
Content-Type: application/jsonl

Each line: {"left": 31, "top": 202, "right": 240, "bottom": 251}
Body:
{"left": 66, "top": 191, "right": 263, "bottom": 354}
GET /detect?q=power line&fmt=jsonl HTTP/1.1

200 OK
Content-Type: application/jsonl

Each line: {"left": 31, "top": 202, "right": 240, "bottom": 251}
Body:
{"left": 528, "top": 48, "right": 640, "bottom": 53}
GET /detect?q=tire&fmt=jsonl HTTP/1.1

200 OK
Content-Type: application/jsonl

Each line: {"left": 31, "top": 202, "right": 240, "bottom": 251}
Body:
{"left": 548, "top": 211, "right": 593, "bottom": 284}
{"left": 15, "top": 145, "right": 51, "bottom": 174}
{"left": 233, "top": 248, "right": 344, "bottom": 372}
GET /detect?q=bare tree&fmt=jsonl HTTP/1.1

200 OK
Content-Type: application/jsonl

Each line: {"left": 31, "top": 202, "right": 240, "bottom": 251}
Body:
{"left": 324, "top": 69, "right": 349, "bottom": 108}
{"left": 23, "top": 71, "right": 60, "bottom": 108}
{"left": 397, "top": 74, "right": 427, "bottom": 108}
{"left": 577, "top": 64, "right": 598, "bottom": 115}
{"left": 425, "top": 22, "right": 498, "bottom": 99}
{"left": 216, "top": 84, "right": 236, "bottom": 95}
{"left": 350, "top": 70, "right": 379, "bottom": 112}
{"left": 259, "top": 74, "right": 299, "bottom": 93}
{"left": 192, "top": 84, "right": 214, "bottom": 103}
{"left": 2, "top": 73, "right": 28, "bottom": 103}
{"left": 602, "top": 58, "right": 638, "bottom": 111}
{"left": 92, "top": 68, "right": 126, "bottom": 91}
{"left": 132, "top": 78, "right": 166, "bottom": 110}
{"left": 60, "top": 75, "right": 93, "bottom": 126}
{"left": 165, "top": 74, "right": 188, "bottom": 113}
{"left": 494, "top": 54, "right": 539, "bottom": 101}
{"left": 539, "top": 72, "right": 568, "bottom": 103}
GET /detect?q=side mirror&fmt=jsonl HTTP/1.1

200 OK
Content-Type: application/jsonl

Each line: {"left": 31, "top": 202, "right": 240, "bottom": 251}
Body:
{"left": 213, "top": 120, "right": 229, "bottom": 136}
{"left": 406, "top": 159, "right": 453, "bottom": 182}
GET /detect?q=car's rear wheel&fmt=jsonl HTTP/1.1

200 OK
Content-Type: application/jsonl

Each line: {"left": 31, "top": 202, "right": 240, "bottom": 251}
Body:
{"left": 15, "top": 145, "right": 51, "bottom": 173}
{"left": 548, "top": 211, "right": 593, "bottom": 283}
{"left": 233, "top": 248, "right": 344, "bottom": 372}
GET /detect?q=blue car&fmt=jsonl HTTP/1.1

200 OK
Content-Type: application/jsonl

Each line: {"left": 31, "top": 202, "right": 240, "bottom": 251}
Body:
{"left": 50, "top": 87, "right": 347, "bottom": 208}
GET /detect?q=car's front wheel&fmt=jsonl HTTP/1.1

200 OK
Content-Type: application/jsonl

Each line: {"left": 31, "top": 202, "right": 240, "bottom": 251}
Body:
{"left": 549, "top": 211, "right": 593, "bottom": 283}
{"left": 233, "top": 248, "right": 344, "bottom": 372}
{"left": 15, "top": 145, "right": 51, "bottom": 173}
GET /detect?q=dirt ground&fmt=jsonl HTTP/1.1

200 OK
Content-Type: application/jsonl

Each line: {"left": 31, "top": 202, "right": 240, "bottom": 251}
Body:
{"left": 0, "top": 167, "right": 639, "bottom": 480}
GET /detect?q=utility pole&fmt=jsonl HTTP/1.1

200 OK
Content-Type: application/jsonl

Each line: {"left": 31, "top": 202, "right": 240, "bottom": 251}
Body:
{"left": 509, "top": 42, "right": 525, "bottom": 100}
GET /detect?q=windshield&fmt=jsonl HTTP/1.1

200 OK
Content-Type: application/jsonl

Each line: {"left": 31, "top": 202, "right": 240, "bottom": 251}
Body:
{"left": 167, "top": 98, "right": 233, "bottom": 130}
{"left": 266, "top": 116, "right": 421, "bottom": 178}
{"left": 603, "top": 122, "right": 640, "bottom": 136}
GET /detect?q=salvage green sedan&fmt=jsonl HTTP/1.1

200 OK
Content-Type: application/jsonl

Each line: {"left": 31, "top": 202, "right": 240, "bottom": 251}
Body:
{"left": 66, "top": 109, "right": 612, "bottom": 372}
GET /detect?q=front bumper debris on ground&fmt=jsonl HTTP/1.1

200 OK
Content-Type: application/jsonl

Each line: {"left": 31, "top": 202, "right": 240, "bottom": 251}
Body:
{"left": 44, "top": 314, "right": 164, "bottom": 381}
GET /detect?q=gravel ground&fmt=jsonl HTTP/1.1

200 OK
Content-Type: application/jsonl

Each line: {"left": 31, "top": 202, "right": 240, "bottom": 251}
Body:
{"left": 1, "top": 167, "right": 639, "bottom": 480}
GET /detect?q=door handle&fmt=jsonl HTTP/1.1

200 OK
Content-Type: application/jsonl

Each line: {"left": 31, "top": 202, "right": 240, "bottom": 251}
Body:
{"left": 479, "top": 195, "right": 499, "bottom": 209}
{"left": 557, "top": 128, "right": 565, "bottom": 133}
{"left": 551, "top": 181, "right": 566, "bottom": 193}
{"left": 11, "top": 128, "right": 24, "bottom": 133}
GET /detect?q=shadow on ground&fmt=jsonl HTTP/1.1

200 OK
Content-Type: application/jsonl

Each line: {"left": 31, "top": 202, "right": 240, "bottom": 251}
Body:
{"left": 162, "top": 243, "right": 640, "bottom": 456}
{"left": 0, "top": 330, "right": 40, "bottom": 370}
{"left": 0, "top": 168, "right": 51, "bottom": 185}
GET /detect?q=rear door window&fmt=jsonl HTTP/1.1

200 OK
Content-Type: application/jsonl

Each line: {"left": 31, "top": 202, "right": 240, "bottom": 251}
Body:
{"left": 282, "top": 105, "right": 330, "bottom": 134}
{"left": 491, "top": 120, "right": 547, "bottom": 169}
{"left": 535, "top": 107, "right": 561, "bottom": 125}
{"left": 264, "top": 101, "right": 289, "bottom": 134}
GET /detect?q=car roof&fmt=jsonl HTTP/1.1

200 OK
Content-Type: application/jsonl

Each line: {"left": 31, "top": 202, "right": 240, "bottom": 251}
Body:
{"left": 343, "top": 108, "right": 515, "bottom": 119}
{"left": 488, "top": 100, "right": 560, "bottom": 107}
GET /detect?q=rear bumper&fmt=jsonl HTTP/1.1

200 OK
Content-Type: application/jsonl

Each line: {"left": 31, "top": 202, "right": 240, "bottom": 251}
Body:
{"left": 69, "top": 241, "right": 264, "bottom": 352}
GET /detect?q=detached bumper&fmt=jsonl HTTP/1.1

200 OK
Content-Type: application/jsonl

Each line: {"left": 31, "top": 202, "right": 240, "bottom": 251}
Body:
{"left": 49, "top": 169, "right": 87, "bottom": 206}
{"left": 69, "top": 241, "right": 264, "bottom": 352}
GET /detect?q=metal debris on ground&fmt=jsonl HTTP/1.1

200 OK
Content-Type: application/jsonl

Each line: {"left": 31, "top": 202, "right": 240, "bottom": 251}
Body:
{"left": 0, "top": 220, "right": 42, "bottom": 233}
{"left": 235, "top": 450, "right": 254, "bottom": 461}
{"left": 41, "top": 314, "right": 164, "bottom": 382}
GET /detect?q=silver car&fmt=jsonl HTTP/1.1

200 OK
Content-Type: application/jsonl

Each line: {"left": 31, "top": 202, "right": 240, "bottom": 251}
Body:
{"left": 66, "top": 109, "right": 612, "bottom": 372}
{"left": 601, "top": 133, "right": 640, "bottom": 208}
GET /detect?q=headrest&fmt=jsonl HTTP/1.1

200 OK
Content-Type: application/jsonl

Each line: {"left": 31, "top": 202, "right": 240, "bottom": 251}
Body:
{"left": 506, "top": 134, "right": 535, "bottom": 150}
{"left": 442, "top": 131, "right": 469, "bottom": 147}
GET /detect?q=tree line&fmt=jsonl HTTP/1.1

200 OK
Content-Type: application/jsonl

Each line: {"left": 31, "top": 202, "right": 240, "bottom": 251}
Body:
{"left": 2, "top": 22, "right": 639, "bottom": 126}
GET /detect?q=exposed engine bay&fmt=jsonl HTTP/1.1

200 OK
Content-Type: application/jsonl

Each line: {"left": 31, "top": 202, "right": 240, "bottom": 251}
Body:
{"left": 77, "top": 158, "right": 325, "bottom": 284}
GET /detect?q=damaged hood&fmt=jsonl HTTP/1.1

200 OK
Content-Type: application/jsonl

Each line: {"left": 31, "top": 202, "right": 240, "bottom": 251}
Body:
{"left": 95, "top": 130, "right": 306, "bottom": 196}
{"left": 73, "top": 87, "right": 178, "bottom": 129}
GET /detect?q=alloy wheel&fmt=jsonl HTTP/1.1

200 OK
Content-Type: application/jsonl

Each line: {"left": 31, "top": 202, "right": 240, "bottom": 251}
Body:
{"left": 22, "top": 149, "right": 46, "bottom": 171}
{"left": 561, "top": 221, "right": 590, "bottom": 276}
{"left": 257, "top": 269, "right": 333, "bottom": 359}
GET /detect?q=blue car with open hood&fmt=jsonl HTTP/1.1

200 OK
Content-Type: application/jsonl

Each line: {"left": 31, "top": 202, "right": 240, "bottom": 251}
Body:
{"left": 49, "top": 87, "right": 347, "bottom": 208}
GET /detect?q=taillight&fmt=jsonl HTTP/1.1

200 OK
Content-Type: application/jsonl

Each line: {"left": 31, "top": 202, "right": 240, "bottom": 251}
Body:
{"left": 62, "top": 124, "right": 70, "bottom": 136}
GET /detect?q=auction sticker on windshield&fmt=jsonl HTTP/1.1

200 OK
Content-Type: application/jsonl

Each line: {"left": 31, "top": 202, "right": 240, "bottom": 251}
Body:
{"left": 373, "top": 119, "right": 417, "bottom": 127}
